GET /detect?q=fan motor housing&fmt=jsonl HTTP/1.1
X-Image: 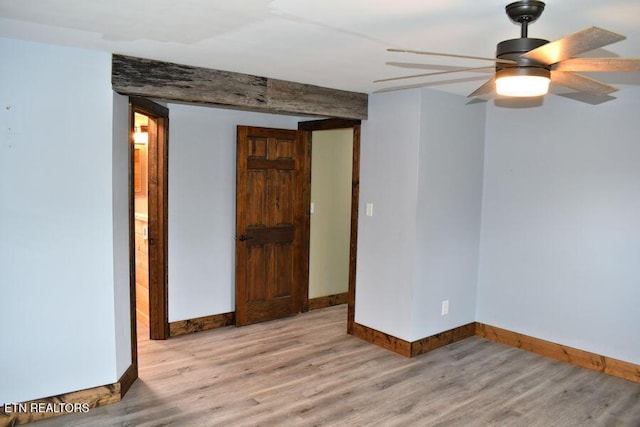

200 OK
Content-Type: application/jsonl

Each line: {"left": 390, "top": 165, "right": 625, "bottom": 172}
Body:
{"left": 496, "top": 37, "right": 550, "bottom": 72}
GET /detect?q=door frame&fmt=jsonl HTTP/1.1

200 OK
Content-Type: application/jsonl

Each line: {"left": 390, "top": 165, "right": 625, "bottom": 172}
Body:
{"left": 128, "top": 97, "right": 170, "bottom": 374}
{"left": 298, "top": 118, "right": 361, "bottom": 334}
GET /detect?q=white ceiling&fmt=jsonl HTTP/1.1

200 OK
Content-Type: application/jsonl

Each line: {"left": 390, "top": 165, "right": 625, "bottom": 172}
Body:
{"left": 1, "top": 0, "right": 639, "bottom": 97}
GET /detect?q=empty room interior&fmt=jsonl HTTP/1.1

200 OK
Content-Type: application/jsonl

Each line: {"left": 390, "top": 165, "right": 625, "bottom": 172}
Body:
{"left": 1, "top": 1, "right": 640, "bottom": 426}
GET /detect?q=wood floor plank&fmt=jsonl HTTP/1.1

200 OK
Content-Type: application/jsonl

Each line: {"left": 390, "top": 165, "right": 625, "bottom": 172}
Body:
{"left": 33, "top": 305, "right": 640, "bottom": 426}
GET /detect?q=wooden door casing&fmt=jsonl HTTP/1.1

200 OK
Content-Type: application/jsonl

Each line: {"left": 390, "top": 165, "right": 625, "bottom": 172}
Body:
{"left": 298, "top": 118, "right": 361, "bottom": 334}
{"left": 128, "top": 97, "right": 169, "bottom": 344}
{"left": 235, "top": 126, "right": 305, "bottom": 326}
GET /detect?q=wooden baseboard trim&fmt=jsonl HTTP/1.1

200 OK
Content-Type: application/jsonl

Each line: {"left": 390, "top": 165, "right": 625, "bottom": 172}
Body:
{"left": 351, "top": 322, "right": 412, "bottom": 357}
{"left": 353, "top": 320, "right": 640, "bottom": 383}
{"left": 0, "top": 383, "right": 121, "bottom": 426}
{"left": 169, "top": 312, "right": 235, "bottom": 337}
{"left": 351, "top": 321, "right": 478, "bottom": 359}
{"left": 410, "top": 323, "right": 476, "bottom": 357}
{"left": 475, "top": 322, "right": 640, "bottom": 384}
{"left": 118, "top": 363, "right": 138, "bottom": 398}
{"left": 308, "top": 292, "right": 349, "bottom": 311}
{"left": 1, "top": 364, "right": 138, "bottom": 426}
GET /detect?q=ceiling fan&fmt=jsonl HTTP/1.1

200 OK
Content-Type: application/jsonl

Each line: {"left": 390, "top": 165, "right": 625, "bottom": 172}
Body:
{"left": 375, "top": 0, "right": 640, "bottom": 101}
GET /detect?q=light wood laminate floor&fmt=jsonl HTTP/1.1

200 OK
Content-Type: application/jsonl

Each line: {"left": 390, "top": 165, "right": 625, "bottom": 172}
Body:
{"left": 37, "top": 305, "right": 640, "bottom": 426}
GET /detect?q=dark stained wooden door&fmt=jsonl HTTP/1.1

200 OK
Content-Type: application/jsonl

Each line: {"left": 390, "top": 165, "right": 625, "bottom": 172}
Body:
{"left": 235, "top": 126, "right": 305, "bottom": 326}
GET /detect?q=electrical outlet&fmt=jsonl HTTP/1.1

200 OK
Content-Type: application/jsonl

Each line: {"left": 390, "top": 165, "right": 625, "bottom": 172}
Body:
{"left": 441, "top": 300, "right": 449, "bottom": 316}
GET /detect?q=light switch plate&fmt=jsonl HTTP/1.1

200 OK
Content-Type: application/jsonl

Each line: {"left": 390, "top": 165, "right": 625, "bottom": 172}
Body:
{"left": 441, "top": 300, "right": 449, "bottom": 316}
{"left": 366, "top": 203, "right": 374, "bottom": 217}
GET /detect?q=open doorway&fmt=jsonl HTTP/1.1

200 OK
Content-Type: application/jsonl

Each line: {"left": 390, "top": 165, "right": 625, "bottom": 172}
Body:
{"left": 299, "top": 119, "right": 361, "bottom": 333}
{"left": 133, "top": 112, "right": 151, "bottom": 340}
{"left": 308, "top": 128, "right": 353, "bottom": 310}
{"left": 128, "top": 97, "right": 169, "bottom": 386}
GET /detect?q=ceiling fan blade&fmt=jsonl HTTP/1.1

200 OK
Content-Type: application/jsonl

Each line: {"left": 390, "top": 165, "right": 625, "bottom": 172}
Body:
{"left": 522, "top": 27, "right": 626, "bottom": 65}
{"left": 555, "top": 58, "right": 640, "bottom": 72}
{"left": 375, "top": 66, "right": 494, "bottom": 83}
{"left": 374, "top": 76, "right": 490, "bottom": 94}
{"left": 555, "top": 92, "right": 617, "bottom": 105}
{"left": 551, "top": 71, "right": 618, "bottom": 95}
{"left": 468, "top": 77, "right": 496, "bottom": 98}
{"left": 386, "top": 62, "right": 494, "bottom": 72}
{"left": 388, "top": 48, "right": 517, "bottom": 65}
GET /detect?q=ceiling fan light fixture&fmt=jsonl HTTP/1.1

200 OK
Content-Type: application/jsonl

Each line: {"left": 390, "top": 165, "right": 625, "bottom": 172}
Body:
{"left": 495, "top": 67, "right": 550, "bottom": 97}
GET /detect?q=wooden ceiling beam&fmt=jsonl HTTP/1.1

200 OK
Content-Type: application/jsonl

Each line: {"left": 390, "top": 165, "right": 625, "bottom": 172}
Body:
{"left": 112, "top": 54, "right": 368, "bottom": 120}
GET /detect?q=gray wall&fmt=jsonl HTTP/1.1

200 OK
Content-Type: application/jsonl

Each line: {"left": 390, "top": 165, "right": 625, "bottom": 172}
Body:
{"left": 357, "top": 90, "right": 421, "bottom": 338}
{"left": 0, "top": 37, "right": 129, "bottom": 403}
{"left": 112, "top": 92, "right": 132, "bottom": 379}
{"left": 478, "top": 88, "right": 640, "bottom": 364}
{"left": 167, "top": 103, "right": 302, "bottom": 322}
{"left": 412, "top": 89, "right": 485, "bottom": 339}
{"left": 357, "top": 89, "right": 485, "bottom": 341}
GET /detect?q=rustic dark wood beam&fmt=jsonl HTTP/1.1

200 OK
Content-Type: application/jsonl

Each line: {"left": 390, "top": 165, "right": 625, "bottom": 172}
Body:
{"left": 298, "top": 117, "right": 361, "bottom": 131}
{"left": 112, "top": 55, "right": 368, "bottom": 120}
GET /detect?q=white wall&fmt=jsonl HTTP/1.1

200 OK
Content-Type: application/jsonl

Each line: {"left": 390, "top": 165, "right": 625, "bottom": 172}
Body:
{"left": 411, "top": 89, "right": 485, "bottom": 340}
{"left": 309, "top": 129, "right": 353, "bottom": 299}
{"left": 358, "top": 89, "right": 485, "bottom": 341}
{"left": 478, "top": 88, "right": 640, "bottom": 364}
{"left": 357, "top": 90, "right": 421, "bottom": 339}
{"left": 0, "top": 38, "right": 122, "bottom": 402}
{"left": 167, "top": 104, "right": 302, "bottom": 322}
{"left": 112, "top": 92, "right": 132, "bottom": 378}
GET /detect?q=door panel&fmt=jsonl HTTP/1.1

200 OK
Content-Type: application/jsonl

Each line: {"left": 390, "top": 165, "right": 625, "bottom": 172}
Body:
{"left": 236, "top": 126, "right": 304, "bottom": 326}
